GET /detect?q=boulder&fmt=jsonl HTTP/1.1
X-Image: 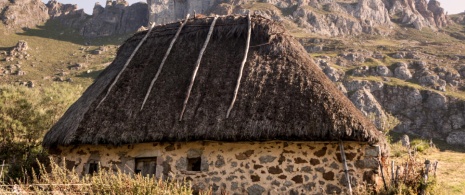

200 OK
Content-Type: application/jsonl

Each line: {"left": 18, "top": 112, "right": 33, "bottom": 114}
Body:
{"left": 401, "top": 134, "right": 410, "bottom": 148}
{"left": 375, "top": 66, "right": 393, "bottom": 77}
{"left": 0, "top": 0, "right": 49, "bottom": 31}
{"left": 394, "top": 62, "right": 412, "bottom": 80}
{"left": 446, "top": 131, "right": 465, "bottom": 146}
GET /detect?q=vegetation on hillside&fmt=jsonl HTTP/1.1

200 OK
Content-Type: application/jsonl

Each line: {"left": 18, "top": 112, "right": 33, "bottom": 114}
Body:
{"left": 0, "top": 83, "right": 83, "bottom": 180}
{"left": 1, "top": 4, "right": 465, "bottom": 195}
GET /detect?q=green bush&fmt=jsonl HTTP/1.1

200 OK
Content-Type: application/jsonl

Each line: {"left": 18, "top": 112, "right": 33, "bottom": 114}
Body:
{"left": 0, "top": 83, "right": 83, "bottom": 181}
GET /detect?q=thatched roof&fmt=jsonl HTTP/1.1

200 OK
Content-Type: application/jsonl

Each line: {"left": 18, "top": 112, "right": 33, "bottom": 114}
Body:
{"left": 43, "top": 15, "right": 386, "bottom": 150}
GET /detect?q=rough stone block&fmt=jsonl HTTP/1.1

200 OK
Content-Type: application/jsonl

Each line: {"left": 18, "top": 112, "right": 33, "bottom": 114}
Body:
{"left": 365, "top": 145, "right": 380, "bottom": 157}
{"left": 247, "top": 184, "right": 265, "bottom": 195}
{"left": 259, "top": 155, "right": 277, "bottom": 163}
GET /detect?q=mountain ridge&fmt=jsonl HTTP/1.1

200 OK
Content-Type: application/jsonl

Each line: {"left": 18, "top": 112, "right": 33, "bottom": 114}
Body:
{"left": 1, "top": 0, "right": 465, "bottom": 146}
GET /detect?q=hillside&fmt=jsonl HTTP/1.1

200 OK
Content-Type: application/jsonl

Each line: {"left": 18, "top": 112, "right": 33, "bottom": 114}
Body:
{"left": 3, "top": 0, "right": 463, "bottom": 146}
{"left": 0, "top": 0, "right": 465, "bottom": 193}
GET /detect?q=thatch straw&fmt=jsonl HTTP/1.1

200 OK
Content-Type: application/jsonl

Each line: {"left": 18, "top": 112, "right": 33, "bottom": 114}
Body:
{"left": 141, "top": 14, "right": 190, "bottom": 111}
{"left": 43, "top": 15, "right": 387, "bottom": 154}
{"left": 179, "top": 15, "right": 219, "bottom": 121}
{"left": 227, "top": 13, "right": 251, "bottom": 118}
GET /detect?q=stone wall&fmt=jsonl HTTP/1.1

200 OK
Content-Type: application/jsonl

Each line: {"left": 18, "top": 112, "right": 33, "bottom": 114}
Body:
{"left": 56, "top": 141, "right": 381, "bottom": 194}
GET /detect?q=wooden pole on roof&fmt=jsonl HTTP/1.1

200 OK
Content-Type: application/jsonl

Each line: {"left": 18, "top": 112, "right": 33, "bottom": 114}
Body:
{"left": 339, "top": 141, "right": 353, "bottom": 195}
{"left": 141, "top": 14, "right": 190, "bottom": 110}
{"left": 226, "top": 13, "right": 251, "bottom": 118}
{"left": 97, "top": 21, "right": 156, "bottom": 108}
{"left": 179, "top": 15, "right": 219, "bottom": 121}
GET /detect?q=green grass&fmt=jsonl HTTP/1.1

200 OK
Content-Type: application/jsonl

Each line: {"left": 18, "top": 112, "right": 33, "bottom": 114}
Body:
{"left": 0, "top": 20, "right": 128, "bottom": 87}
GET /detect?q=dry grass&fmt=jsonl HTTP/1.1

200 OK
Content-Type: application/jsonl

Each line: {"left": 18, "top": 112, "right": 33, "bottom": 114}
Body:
{"left": 0, "top": 158, "right": 209, "bottom": 195}
{"left": 389, "top": 147, "right": 465, "bottom": 194}
{"left": 425, "top": 151, "right": 465, "bottom": 194}
{"left": 389, "top": 132, "right": 465, "bottom": 195}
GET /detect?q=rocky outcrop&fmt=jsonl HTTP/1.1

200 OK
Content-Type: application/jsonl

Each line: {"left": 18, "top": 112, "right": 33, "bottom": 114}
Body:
{"left": 393, "top": 62, "right": 413, "bottom": 80}
{"left": 313, "top": 48, "right": 465, "bottom": 146}
{"left": 0, "top": 0, "right": 49, "bottom": 31}
{"left": 349, "top": 88, "right": 388, "bottom": 130}
{"left": 80, "top": 2, "right": 148, "bottom": 37}
{"left": 46, "top": 0, "right": 148, "bottom": 37}
{"left": 1, "top": 0, "right": 451, "bottom": 37}
{"left": 452, "top": 14, "right": 465, "bottom": 25}
{"left": 382, "top": 0, "right": 449, "bottom": 30}
{"left": 145, "top": 0, "right": 448, "bottom": 36}
{"left": 344, "top": 80, "right": 465, "bottom": 146}
{"left": 245, "top": 0, "right": 392, "bottom": 36}
{"left": 45, "top": 1, "right": 88, "bottom": 30}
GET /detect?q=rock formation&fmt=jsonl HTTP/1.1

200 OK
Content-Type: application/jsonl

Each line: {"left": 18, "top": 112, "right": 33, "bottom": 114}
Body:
{"left": 314, "top": 49, "right": 465, "bottom": 146}
{"left": 46, "top": 0, "right": 148, "bottom": 37}
{"left": 0, "top": 0, "right": 49, "bottom": 31}
{"left": 382, "top": 0, "right": 449, "bottom": 29}
{"left": 145, "top": 0, "right": 449, "bottom": 36}
{"left": 0, "top": 0, "right": 452, "bottom": 36}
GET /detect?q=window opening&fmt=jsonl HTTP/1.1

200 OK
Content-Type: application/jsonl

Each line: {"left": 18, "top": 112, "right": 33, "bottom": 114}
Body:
{"left": 135, "top": 157, "right": 157, "bottom": 177}
{"left": 187, "top": 157, "right": 201, "bottom": 171}
{"left": 88, "top": 162, "right": 99, "bottom": 175}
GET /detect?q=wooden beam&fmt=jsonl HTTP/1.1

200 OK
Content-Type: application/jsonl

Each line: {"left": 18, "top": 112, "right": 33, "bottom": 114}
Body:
{"left": 140, "top": 14, "right": 190, "bottom": 110}
{"left": 97, "top": 22, "right": 156, "bottom": 108}
{"left": 179, "top": 16, "right": 219, "bottom": 121}
{"left": 339, "top": 141, "right": 353, "bottom": 195}
{"left": 226, "top": 14, "right": 252, "bottom": 118}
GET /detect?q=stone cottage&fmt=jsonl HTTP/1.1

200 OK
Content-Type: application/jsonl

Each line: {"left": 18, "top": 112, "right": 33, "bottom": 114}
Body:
{"left": 43, "top": 15, "right": 388, "bottom": 194}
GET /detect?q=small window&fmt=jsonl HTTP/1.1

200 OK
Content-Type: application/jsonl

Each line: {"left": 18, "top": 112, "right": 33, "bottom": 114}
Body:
{"left": 88, "top": 162, "right": 99, "bottom": 175}
{"left": 187, "top": 157, "right": 201, "bottom": 171}
{"left": 135, "top": 157, "right": 157, "bottom": 177}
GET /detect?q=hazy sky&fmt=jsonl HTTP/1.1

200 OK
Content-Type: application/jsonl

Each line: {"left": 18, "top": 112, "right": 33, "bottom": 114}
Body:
{"left": 42, "top": 0, "right": 464, "bottom": 15}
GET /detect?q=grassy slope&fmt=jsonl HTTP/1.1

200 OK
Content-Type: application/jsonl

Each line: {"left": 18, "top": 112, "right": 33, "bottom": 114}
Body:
{"left": 389, "top": 131, "right": 465, "bottom": 194}
{"left": 0, "top": 21, "right": 128, "bottom": 87}
{"left": 1, "top": 6, "right": 465, "bottom": 194}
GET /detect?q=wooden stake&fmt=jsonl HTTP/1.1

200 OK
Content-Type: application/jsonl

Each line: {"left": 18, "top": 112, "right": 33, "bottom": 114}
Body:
{"left": 179, "top": 16, "right": 218, "bottom": 121}
{"left": 404, "top": 161, "right": 409, "bottom": 183}
{"left": 424, "top": 159, "right": 431, "bottom": 183}
{"left": 433, "top": 161, "right": 438, "bottom": 177}
{"left": 339, "top": 141, "right": 353, "bottom": 195}
{"left": 140, "top": 14, "right": 190, "bottom": 110}
{"left": 98, "top": 22, "right": 156, "bottom": 108}
{"left": 391, "top": 160, "right": 395, "bottom": 184}
{"left": 378, "top": 159, "right": 388, "bottom": 191}
{"left": 226, "top": 14, "right": 252, "bottom": 118}
{"left": 0, "top": 160, "right": 4, "bottom": 184}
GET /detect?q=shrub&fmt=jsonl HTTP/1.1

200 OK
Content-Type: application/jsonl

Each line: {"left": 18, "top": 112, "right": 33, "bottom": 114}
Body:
{"left": 0, "top": 83, "right": 83, "bottom": 181}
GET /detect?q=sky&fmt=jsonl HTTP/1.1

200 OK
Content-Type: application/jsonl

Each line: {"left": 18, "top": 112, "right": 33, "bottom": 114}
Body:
{"left": 42, "top": 0, "right": 464, "bottom": 15}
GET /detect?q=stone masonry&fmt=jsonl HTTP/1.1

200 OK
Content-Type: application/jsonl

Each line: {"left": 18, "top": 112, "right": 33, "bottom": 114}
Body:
{"left": 57, "top": 141, "right": 381, "bottom": 194}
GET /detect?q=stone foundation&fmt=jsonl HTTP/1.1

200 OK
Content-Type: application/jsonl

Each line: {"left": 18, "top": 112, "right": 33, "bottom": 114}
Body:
{"left": 56, "top": 141, "right": 380, "bottom": 194}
